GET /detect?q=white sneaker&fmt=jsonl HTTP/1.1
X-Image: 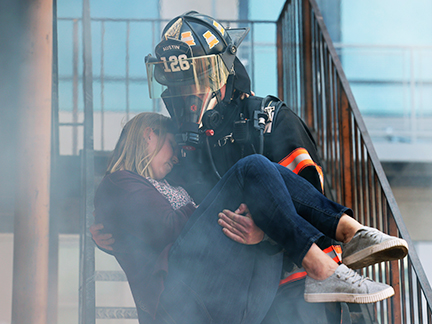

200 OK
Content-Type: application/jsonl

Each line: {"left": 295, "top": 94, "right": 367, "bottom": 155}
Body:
{"left": 343, "top": 226, "right": 408, "bottom": 269}
{"left": 304, "top": 264, "right": 394, "bottom": 303}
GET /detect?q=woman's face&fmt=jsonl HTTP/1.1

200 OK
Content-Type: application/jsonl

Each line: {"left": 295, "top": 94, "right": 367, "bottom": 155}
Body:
{"left": 147, "top": 131, "right": 178, "bottom": 180}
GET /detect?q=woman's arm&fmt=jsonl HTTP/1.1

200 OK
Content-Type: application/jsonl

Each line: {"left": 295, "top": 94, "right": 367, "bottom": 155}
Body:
{"left": 94, "top": 171, "right": 195, "bottom": 252}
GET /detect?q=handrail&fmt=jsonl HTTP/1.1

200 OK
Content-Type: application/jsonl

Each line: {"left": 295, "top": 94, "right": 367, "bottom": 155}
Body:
{"left": 277, "top": 0, "right": 432, "bottom": 322}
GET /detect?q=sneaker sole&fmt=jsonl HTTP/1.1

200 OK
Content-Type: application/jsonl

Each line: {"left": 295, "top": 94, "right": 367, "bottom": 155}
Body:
{"left": 343, "top": 238, "right": 408, "bottom": 269}
{"left": 304, "top": 286, "right": 394, "bottom": 303}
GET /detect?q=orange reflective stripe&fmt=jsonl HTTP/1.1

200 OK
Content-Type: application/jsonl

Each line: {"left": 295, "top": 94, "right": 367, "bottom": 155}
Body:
{"left": 322, "top": 246, "right": 333, "bottom": 254}
{"left": 279, "top": 148, "right": 309, "bottom": 168}
{"left": 279, "top": 148, "right": 324, "bottom": 192}
{"left": 322, "top": 245, "right": 342, "bottom": 264}
{"left": 316, "top": 165, "right": 324, "bottom": 192}
{"left": 181, "top": 31, "right": 196, "bottom": 46}
{"left": 292, "top": 158, "right": 315, "bottom": 174}
{"left": 279, "top": 271, "right": 307, "bottom": 286}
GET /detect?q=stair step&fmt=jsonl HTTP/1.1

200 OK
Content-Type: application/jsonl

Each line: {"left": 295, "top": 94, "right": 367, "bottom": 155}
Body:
{"left": 94, "top": 270, "right": 127, "bottom": 281}
{"left": 96, "top": 307, "right": 137, "bottom": 319}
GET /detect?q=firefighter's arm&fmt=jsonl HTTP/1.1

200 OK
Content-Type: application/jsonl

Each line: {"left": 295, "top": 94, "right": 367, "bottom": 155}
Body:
{"left": 278, "top": 147, "right": 324, "bottom": 193}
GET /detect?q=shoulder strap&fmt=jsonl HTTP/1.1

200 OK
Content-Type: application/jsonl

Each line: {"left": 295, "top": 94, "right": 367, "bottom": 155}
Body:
{"left": 260, "top": 95, "right": 285, "bottom": 134}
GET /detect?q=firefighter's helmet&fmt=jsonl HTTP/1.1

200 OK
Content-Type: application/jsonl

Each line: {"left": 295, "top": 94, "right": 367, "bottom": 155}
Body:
{"left": 145, "top": 11, "right": 250, "bottom": 99}
{"left": 145, "top": 11, "right": 251, "bottom": 143}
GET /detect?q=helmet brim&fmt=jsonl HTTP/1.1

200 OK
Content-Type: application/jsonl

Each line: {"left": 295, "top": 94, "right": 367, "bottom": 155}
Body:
{"left": 226, "top": 27, "right": 250, "bottom": 48}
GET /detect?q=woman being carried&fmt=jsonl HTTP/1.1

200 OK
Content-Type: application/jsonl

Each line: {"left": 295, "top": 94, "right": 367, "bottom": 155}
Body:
{"left": 94, "top": 112, "right": 408, "bottom": 324}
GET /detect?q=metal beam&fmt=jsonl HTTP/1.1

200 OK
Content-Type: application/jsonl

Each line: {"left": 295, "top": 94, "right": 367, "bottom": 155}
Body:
{"left": 79, "top": 0, "right": 96, "bottom": 322}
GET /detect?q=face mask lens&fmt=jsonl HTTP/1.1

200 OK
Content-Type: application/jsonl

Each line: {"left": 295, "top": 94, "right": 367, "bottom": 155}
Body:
{"left": 146, "top": 54, "right": 229, "bottom": 99}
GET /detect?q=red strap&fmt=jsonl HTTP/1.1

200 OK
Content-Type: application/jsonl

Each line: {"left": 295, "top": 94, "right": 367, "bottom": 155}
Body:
{"left": 279, "top": 271, "right": 307, "bottom": 286}
{"left": 278, "top": 245, "right": 342, "bottom": 286}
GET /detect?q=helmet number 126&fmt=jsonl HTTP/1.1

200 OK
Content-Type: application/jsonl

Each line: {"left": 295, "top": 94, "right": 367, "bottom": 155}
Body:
{"left": 160, "top": 54, "right": 190, "bottom": 73}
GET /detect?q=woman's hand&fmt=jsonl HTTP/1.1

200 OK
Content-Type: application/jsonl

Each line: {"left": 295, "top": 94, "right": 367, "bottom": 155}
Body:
{"left": 218, "top": 203, "right": 264, "bottom": 245}
{"left": 89, "top": 223, "right": 115, "bottom": 251}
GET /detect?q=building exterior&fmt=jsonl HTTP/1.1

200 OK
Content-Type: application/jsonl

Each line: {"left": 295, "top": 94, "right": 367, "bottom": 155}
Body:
{"left": 0, "top": 0, "right": 431, "bottom": 323}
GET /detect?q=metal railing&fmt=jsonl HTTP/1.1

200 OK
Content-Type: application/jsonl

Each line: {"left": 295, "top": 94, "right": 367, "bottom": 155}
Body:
{"left": 277, "top": 0, "right": 432, "bottom": 323}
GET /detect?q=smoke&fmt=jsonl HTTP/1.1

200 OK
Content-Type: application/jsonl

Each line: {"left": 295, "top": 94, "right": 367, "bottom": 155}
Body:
{"left": 0, "top": 0, "right": 27, "bottom": 232}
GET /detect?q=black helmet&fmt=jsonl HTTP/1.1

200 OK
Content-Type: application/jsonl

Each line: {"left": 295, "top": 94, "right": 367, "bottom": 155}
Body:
{"left": 159, "top": 11, "right": 248, "bottom": 71}
{"left": 145, "top": 11, "right": 250, "bottom": 147}
{"left": 146, "top": 11, "right": 251, "bottom": 99}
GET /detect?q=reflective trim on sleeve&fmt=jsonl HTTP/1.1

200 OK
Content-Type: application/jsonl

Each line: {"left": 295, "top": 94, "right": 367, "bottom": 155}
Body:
{"left": 278, "top": 147, "right": 324, "bottom": 192}
{"left": 322, "top": 245, "right": 342, "bottom": 264}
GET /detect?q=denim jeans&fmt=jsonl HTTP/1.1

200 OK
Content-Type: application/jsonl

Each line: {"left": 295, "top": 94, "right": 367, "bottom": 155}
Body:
{"left": 158, "top": 154, "right": 351, "bottom": 324}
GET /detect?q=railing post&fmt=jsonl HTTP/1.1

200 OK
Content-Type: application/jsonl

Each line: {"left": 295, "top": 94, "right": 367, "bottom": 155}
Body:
{"left": 301, "top": 0, "right": 314, "bottom": 127}
{"left": 73, "top": 19, "right": 79, "bottom": 156}
{"left": 277, "top": 15, "right": 284, "bottom": 101}
{"left": 339, "top": 86, "right": 354, "bottom": 208}
{"left": 48, "top": 0, "right": 60, "bottom": 322}
{"left": 389, "top": 212, "right": 402, "bottom": 324}
{"left": 79, "top": 0, "right": 96, "bottom": 323}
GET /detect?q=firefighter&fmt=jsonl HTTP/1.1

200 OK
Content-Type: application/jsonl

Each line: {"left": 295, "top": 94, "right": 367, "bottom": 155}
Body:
{"left": 143, "top": 11, "right": 346, "bottom": 324}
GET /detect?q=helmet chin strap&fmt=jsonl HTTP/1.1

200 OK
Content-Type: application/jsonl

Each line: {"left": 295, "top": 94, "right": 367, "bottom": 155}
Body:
{"left": 223, "top": 74, "right": 235, "bottom": 104}
{"left": 161, "top": 93, "right": 180, "bottom": 125}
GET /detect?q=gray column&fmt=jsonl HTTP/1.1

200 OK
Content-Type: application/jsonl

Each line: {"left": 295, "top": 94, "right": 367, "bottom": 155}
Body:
{"left": 10, "top": 0, "right": 53, "bottom": 323}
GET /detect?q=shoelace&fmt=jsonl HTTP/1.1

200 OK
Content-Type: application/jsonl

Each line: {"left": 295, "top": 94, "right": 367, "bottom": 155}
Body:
{"left": 337, "top": 268, "right": 369, "bottom": 287}
{"left": 342, "top": 228, "right": 380, "bottom": 251}
{"left": 357, "top": 227, "right": 383, "bottom": 241}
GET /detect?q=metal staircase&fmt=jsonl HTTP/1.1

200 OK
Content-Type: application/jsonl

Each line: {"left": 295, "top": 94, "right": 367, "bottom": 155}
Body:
{"left": 276, "top": 0, "right": 432, "bottom": 323}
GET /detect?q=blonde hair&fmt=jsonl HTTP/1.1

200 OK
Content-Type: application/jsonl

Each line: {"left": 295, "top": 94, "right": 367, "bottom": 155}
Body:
{"left": 107, "top": 112, "right": 174, "bottom": 178}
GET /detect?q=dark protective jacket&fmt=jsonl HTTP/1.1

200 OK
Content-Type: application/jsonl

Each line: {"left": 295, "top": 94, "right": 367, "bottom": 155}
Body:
{"left": 169, "top": 94, "right": 346, "bottom": 323}
{"left": 170, "top": 93, "right": 342, "bottom": 280}
{"left": 173, "top": 95, "right": 325, "bottom": 203}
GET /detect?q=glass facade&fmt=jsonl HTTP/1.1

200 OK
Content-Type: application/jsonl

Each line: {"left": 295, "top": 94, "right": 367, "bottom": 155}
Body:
{"left": 3, "top": 2, "right": 424, "bottom": 324}
{"left": 317, "top": 0, "right": 432, "bottom": 158}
